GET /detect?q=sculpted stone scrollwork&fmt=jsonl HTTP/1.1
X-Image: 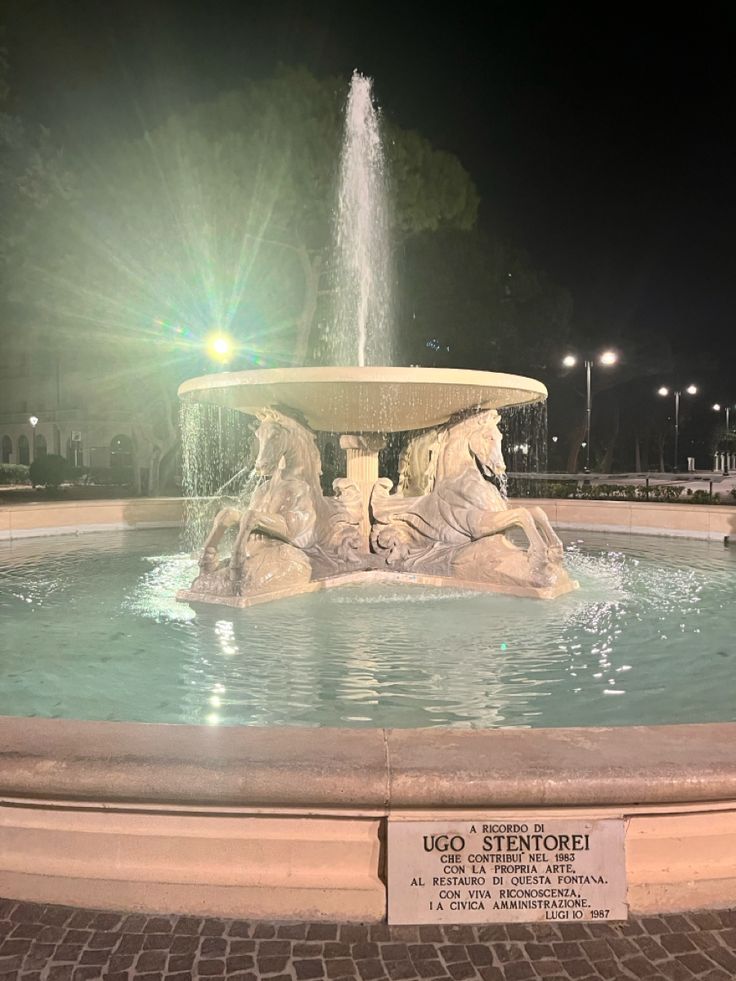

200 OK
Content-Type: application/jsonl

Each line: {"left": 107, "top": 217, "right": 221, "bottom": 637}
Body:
{"left": 370, "top": 409, "right": 574, "bottom": 592}
{"left": 190, "top": 409, "right": 364, "bottom": 599}
{"left": 185, "top": 404, "right": 575, "bottom": 605}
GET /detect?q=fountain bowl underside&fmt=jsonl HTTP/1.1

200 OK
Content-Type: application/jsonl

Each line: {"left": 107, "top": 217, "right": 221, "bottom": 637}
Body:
{"left": 177, "top": 366, "right": 547, "bottom": 432}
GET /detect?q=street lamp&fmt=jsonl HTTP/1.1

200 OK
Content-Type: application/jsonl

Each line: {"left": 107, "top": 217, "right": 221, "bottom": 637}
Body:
{"left": 29, "top": 415, "right": 38, "bottom": 463}
{"left": 205, "top": 332, "right": 235, "bottom": 364}
{"left": 562, "top": 350, "right": 619, "bottom": 473}
{"left": 658, "top": 385, "right": 697, "bottom": 472}
{"left": 712, "top": 402, "right": 733, "bottom": 475}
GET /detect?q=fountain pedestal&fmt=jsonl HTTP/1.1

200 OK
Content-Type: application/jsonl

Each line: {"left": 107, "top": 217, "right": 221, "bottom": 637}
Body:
{"left": 340, "top": 434, "right": 385, "bottom": 550}
{"left": 177, "top": 367, "right": 578, "bottom": 607}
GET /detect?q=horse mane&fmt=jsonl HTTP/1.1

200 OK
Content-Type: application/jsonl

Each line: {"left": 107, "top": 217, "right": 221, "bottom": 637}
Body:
{"left": 400, "top": 408, "right": 501, "bottom": 493}
{"left": 255, "top": 408, "right": 323, "bottom": 485}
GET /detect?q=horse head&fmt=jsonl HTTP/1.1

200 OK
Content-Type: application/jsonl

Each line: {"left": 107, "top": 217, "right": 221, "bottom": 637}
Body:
{"left": 467, "top": 410, "right": 506, "bottom": 481}
{"left": 435, "top": 409, "right": 506, "bottom": 486}
{"left": 253, "top": 409, "right": 321, "bottom": 482}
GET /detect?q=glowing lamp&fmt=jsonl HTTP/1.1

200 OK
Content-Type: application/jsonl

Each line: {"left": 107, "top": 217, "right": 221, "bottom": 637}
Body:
{"left": 562, "top": 354, "right": 577, "bottom": 368}
{"left": 599, "top": 350, "right": 618, "bottom": 366}
{"left": 686, "top": 384, "right": 697, "bottom": 395}
{"left": 658, "top": 387, "right": 669, "bottom": 397}
{"left": 206, "top": 333, "right": 234, "bottom": 363}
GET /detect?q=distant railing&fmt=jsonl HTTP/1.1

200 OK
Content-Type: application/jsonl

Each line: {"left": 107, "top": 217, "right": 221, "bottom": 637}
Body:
{"left": 506, "top": 471, "right": 736, "bottom": 505}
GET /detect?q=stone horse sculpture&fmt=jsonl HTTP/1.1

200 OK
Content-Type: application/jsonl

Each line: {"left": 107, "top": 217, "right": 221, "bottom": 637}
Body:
{"left": 371, "top": 409, "right": 574, "bottom": 593}
{"left": 190, "top": 409, "right": 364, "bottom": 598}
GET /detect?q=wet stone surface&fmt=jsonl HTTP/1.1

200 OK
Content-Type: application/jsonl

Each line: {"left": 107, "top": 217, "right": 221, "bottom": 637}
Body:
{"left": 0, "top": 899, "right": 734, "bottom": 979}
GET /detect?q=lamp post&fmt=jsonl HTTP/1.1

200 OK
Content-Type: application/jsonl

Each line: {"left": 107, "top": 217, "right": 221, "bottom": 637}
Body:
{"left": 658, "top": 385, "right": 697, "bottom": 472}
{"left": 712, "top": 403, "right": 733, "bottom": 475}
{"left": 205, "top": 332, "right": 235, "bottom": 364}
{"left": 562, "top": 350, "right": 618, "bottom": 473}
{"left": 29, "top": 415, "right": 38, "bottom": 463}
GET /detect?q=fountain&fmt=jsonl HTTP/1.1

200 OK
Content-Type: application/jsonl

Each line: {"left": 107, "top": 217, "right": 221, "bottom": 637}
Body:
{"left": 176, "top": 73, "right": 577, "bottom": 607}
{"left": 1, "top": 71, "right": 736, "bottom": 927}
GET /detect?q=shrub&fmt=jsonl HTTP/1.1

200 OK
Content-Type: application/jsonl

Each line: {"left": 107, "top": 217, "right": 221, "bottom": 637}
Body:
{"left": 29, "top": 454, "right": 69, "bottom": 488}
{"left": 688, "top": 489, "right": 719, "bottom": 505}
{"left": 86, "top": 465, "right": 134, "bottom": 486}
{"left": 0, "top": 463, "right": 31, "bottom": 485}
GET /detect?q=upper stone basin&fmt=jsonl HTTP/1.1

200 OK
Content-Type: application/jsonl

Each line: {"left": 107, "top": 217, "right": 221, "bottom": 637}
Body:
{"left": 177, "top": 366, "right": 547, "bottom": 433}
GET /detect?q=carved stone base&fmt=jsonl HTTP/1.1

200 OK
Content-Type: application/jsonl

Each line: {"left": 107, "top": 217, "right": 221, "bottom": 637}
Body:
{"left": 177, "top": 567, "right": 579, "bottom": 608}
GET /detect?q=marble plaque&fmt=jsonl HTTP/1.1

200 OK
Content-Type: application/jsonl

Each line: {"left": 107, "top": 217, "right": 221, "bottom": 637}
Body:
{"left": 388, "top": 818, "right": 627, "bottom": 924}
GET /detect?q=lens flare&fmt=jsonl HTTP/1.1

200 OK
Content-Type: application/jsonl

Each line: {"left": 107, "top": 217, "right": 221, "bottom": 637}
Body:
{"left": 206, "top": 333, "right": 234, "bottom": 362}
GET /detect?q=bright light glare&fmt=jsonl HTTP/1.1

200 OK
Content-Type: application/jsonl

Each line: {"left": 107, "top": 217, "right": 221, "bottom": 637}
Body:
{"left": 713, "top": 403, "right": 721, "bottom": 411}
{"left": 28, "top": 416, "right": 39, "bottom": 427}
{"left": 658, "top": 387, "right": 669, "bottom": 397}
{"left": 206, "top": 333, "right": 234, "bottom": 362}
{"left": 599, "top": 350, "right": 618, "bottom": 366}
{"left": 551, "top": 435, "right": 559, "bottom": 442}
{"left": 686, "top": 384, "right": 698, "bottom": 395}
{"left": 562, "top": 354, "right": 577, "bottom": 367}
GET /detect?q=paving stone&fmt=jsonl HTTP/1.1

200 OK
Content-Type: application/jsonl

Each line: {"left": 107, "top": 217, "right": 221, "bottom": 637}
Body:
{"left": 197, "top": 957, "right": 227, "bottom": 974}
{"left": 295, "top": 942, "right": 326, "bottom": 958}
{"left": 90, "top": 913, "right": 122, "bottom": 931}
{"left": 356, "top": 958, "right": 387, "bottom": 980}
{"left": 563, "top": 959, "right": 595, "bottom": 979}
{"left": 384, "top": 960, "right": 418, "bottom": 980}
{"left": 167, "top": 953, "right": 197, "bottom": 972}
{"left": 172, "top": 915, "right": 202, "bottom": 934}
{"left": 475, "top": 926, "right": 508, "bottom": 943}
{"left": 0, "top": 895, "right": 733, "bottom": 981}
{"left": 476, "top": 969, "right": 503, "bottom": 981}
{"left": 227, "top": 953, "right": 256, "bottom": 971}
{"left": 415, "top": 960, "right": 447, "bottom": 978}
{"left": 78, "top": 947, "right": 110, "bottom": 964}
{"left": 136, "top": 949, "right": 168, "bottom": 970}
{"left": 257, "top": 955, "right": 291, "bottom": 974}
{"left": 107, "top": 954, "right": 135, "bottom": 972}
{"left": 278, "top": 923, "right": 309, "bottom": 940}
{"left": 465, "top": 945, "right": 494, "bottom": 967}
{"left": 326, "top": 957, "right": 359, "bottom": 977}
{"left": 201, "top": 935, "right": 228, "bottom": 956}
{"left": 445, "top": 960, "right": 478, "bottom": 980}
{"left": 380, "top": 943, "right": 411, "bottom": 961}
{"left": 308, "top": 924, "right": 340, "bottom": 942}
{"left": 201, "top": 918, "right": 228, "bottom": 937}
{"left": 491, "top": 943, "right": 524, "bottom": 964}
{"left": 703, "top": 946, "right": 736, "bottom": 972}
{"left": 169, "top": 934, "right": 198, "bottom": 954}
{"left": 529, "top": 961, "right": 564, "bottom": 978}
{"left": 500, "top": 963, "right": 535, "bottom": 981}
{"left": 324, "top": 941, "right": 352, "bottom": 958}
{"left": 295, "top": 958, "right": 327, "bottom": 979}
{"left": 230, "top": 939, "right": 257, "bottom": 954}
{"left": 523, "top": 943, "right": 554, "bottom": 960}
{"left": 353, "top": 942, "right": 380, "bottom": 960}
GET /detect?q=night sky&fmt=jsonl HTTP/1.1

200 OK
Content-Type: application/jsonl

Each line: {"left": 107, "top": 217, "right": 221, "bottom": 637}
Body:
{"left": 5, "top": 0, "right": 736, "bottom": 404}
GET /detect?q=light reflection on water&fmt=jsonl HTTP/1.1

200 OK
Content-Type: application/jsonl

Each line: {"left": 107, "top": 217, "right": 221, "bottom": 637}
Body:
{"left": 0, "top": 528, "right": 734, "bottom": 729}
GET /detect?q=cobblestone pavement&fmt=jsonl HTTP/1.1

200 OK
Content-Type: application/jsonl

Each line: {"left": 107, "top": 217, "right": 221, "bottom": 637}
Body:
{"left": 1, "top": 899, "right": 735, "bottom": 980}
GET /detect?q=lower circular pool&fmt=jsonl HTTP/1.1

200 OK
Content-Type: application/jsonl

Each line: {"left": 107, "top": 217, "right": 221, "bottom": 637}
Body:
{"left": 1, "top": 527, "right": 734, "bottom": 729}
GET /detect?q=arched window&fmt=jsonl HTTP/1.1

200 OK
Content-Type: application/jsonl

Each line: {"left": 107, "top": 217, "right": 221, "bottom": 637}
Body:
{"left": 18, "top": 435, "right": 29, "bottom": 465}
{"left": 1, "top": 436, "right": 11, "bottom": 464}
{"left": 110, "top": 434, "right": 133, "bottom": 468}
{"left": 34, "top": 433, "right": 47, "bottom": 458}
